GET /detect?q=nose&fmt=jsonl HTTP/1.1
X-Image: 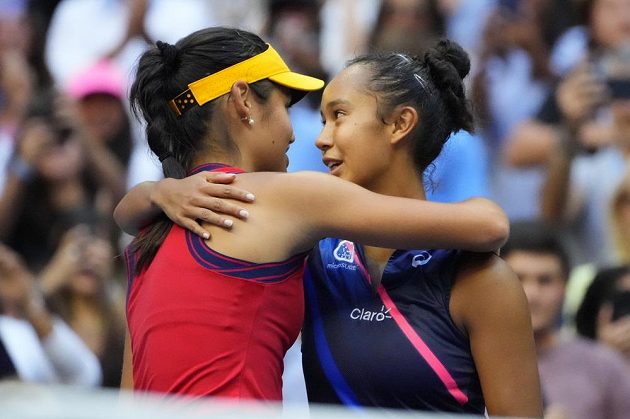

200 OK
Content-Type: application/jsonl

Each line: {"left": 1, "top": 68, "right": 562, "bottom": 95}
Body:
{"left": 315, "top": 124, "right": 332, "bottom": 151}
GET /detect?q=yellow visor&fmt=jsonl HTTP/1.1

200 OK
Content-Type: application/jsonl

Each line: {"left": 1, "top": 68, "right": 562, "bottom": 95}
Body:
{"left": 168, "top": 44, "right": 324, "bottom": 116}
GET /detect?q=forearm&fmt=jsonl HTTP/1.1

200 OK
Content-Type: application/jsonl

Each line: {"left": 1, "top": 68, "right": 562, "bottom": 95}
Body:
{"left": 23, "top": 296, "right": 54, "bottom": 339}
{"left": 347, "top": 197, "right": 508, "bottom": 252}
{"left": 114, "top": 181, "right": 162, "bottom": 235}
{"left": 393, "top": 197, "right": 509, "bottom": 252}
{"left": 289, "top": 172, "right": 509, "bottom": 252}
{"left": 540, "top": 130, "right": 576, "bottom": 222}
{"left": 451, "top": 198, "right": 509, "bottom": 251}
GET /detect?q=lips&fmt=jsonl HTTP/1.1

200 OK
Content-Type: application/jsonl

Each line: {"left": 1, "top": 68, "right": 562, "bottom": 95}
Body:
{"left": 322, "top": 157, "right": 342, "bottom": 175}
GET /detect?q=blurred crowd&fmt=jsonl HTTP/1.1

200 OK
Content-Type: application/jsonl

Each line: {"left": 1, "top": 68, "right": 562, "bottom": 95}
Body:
{"left": 0, "top": 0, "right": 629, "bottom": 416}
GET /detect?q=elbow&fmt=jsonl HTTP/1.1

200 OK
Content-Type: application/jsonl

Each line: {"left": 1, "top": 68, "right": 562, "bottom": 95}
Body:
{"left": 487, "top": 214, "right": 510, "bottom": 251}
{"left": 113, "top": 201, "right": 138, "bottom": 236}
{"left": 112, "top": 201, "right": 125, "bottom": 230}
{"left": 477, "top": 199, "right": 510, "bottom": 251}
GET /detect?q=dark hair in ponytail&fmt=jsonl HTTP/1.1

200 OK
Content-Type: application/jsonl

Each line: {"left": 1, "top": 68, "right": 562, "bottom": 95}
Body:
{"left": 347, "top": 39, "right": 474, "bottom": 173}
{"left": 129, "top": 27, "right": 275, "bottom": 274}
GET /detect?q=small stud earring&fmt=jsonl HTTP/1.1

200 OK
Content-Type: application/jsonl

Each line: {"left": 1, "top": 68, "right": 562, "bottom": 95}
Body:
{"left": 241, "top": 116, "right": 254, "bottom": 126}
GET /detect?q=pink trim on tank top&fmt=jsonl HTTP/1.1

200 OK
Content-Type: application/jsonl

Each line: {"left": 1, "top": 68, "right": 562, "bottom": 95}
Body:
{"left": 352, "top": 248, "right": 469, "bottom": 405}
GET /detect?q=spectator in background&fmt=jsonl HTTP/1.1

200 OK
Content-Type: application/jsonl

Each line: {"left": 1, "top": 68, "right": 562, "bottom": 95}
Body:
{"left": 503, "top": 221, "right": 630, "bottom": 419}
{"left": 0, "top": 90, "right": 122, "bottom": 272}
{"left": 39, "top": 226, "right": 126, "bottom": 388}
{"left": 472, "top": 0, "right": 576, "bottom": 221}
{"left": 0, "top": 243, "right": 101, "bottom": 386}
{"left": 0, "top": 52, "right": 34, "bottom": 194}
{"left": 576, "top": 265, "right": 630, "bottom": 367}
{"left": 369, "top": 0, "right": 445, "bottom": 57}
{"left": 0, "top": 0, "right": 53, "bottom": 193}
{"left": 45, "top": 0, "right": 269, "bottom": 86}
{"left": 319, "top": 0, "right": 381, "bottom": 77}
{"left": 65, "top": 59, "right": 132, "bottom": 225}
{"left": 538, "top": 45, "right": 630, "bottom": 267}
{"left": 559, "top": 101, "right": 630, "bottom": 325}
{"left": 0, "top": 0, "right": 53, "bottom": 91}
{"left": 503, "top": 0, "right": 630, "bottom": 266}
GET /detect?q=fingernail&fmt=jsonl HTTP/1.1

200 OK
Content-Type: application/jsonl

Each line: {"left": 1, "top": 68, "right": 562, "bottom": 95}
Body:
{"left": 239, "top": 209, "right": 249, "bottom": 219}
{"left": 202, "top": 232, "right": 210, "bottom": 240}
{"left": 245, "top": 193, "right": 255, "bottom": 201}
{"left": 224, "top": 219, "right": 233, "bottom": 227}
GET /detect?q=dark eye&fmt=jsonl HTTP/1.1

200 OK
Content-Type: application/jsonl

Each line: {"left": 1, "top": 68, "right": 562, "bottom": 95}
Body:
{"left": 537, "top": 275, "right": 555, "bottom": 286}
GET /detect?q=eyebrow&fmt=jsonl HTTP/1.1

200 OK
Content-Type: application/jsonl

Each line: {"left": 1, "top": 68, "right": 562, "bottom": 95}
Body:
{"left": 323, "top": 99, "right": 351, "bottom": 110}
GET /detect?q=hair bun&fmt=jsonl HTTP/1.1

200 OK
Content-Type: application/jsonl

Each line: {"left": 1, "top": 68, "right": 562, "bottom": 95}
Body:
{"left": 423, "top": 39, "right": 474, "bottom": 133}
{"left": 424, "top": 39, "right": 470, "bottom": 81}
{"left": 156, "top": 40, "right": 180, "bottom": 72}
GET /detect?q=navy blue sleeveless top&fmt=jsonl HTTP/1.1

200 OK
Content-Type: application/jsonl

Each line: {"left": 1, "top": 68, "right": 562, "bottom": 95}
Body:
{"left": 301, "top": 238, "right": 485, "bottom": 413}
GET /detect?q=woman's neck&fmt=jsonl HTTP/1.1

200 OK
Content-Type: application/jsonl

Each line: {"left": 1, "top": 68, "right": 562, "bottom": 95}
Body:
{"left": 365, "top": 158, "right": 425, "bottom": 200}
{"left": 362, "top": 159, "right": 425, "bottom": 274}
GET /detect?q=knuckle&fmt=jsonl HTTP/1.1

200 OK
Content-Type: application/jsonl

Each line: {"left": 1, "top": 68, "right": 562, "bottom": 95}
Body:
{"left": 200, "top": 209, "right": 211, "bottom": 221}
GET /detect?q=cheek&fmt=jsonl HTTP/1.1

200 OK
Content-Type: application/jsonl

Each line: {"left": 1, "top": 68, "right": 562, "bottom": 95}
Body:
{"left": 269, "top": 111, "right": 291, "bottom": 139}
{"left": 541, "top": 287, "right": 565, "bottom": 309}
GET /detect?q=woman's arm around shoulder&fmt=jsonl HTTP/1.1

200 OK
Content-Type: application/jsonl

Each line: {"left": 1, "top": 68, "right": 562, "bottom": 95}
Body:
{"left": 113, "top": 173, "right": 255, "bottom": 237}
{"left": 450, "top": 253, "right": 543, "bottom": 418}
{"left": 274, "top": 171, "right": 509, "bottom": 252}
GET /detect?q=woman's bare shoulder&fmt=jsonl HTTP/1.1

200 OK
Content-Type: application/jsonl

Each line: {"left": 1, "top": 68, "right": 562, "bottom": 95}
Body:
{"left": 235, "top": 171, "right": 333, "bottom": 185}
{"left": 233, "top": 171, "right": 344, "bottom": 199}
{"left": 450, "top": 252, "right": 525, "bottom": 328}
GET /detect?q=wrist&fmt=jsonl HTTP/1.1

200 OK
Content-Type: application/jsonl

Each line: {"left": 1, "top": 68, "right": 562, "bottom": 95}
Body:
{"left": 149, "top": 180, "right": 166, "bottom": 210}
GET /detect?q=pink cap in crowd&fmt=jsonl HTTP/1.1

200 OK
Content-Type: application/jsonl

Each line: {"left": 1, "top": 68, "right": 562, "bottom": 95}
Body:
{"left": 66, "top": 59, "right": 126, "bottom": 100}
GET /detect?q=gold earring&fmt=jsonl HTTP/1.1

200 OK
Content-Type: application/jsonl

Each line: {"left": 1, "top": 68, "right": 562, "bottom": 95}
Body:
{"left": 241, "top": 116, "right": 254, "bottom": 126}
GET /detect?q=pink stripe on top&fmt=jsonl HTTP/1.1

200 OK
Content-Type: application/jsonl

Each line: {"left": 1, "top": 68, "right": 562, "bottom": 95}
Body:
{"left": 352, "top": 247, "right": 469, "bottom": 406}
